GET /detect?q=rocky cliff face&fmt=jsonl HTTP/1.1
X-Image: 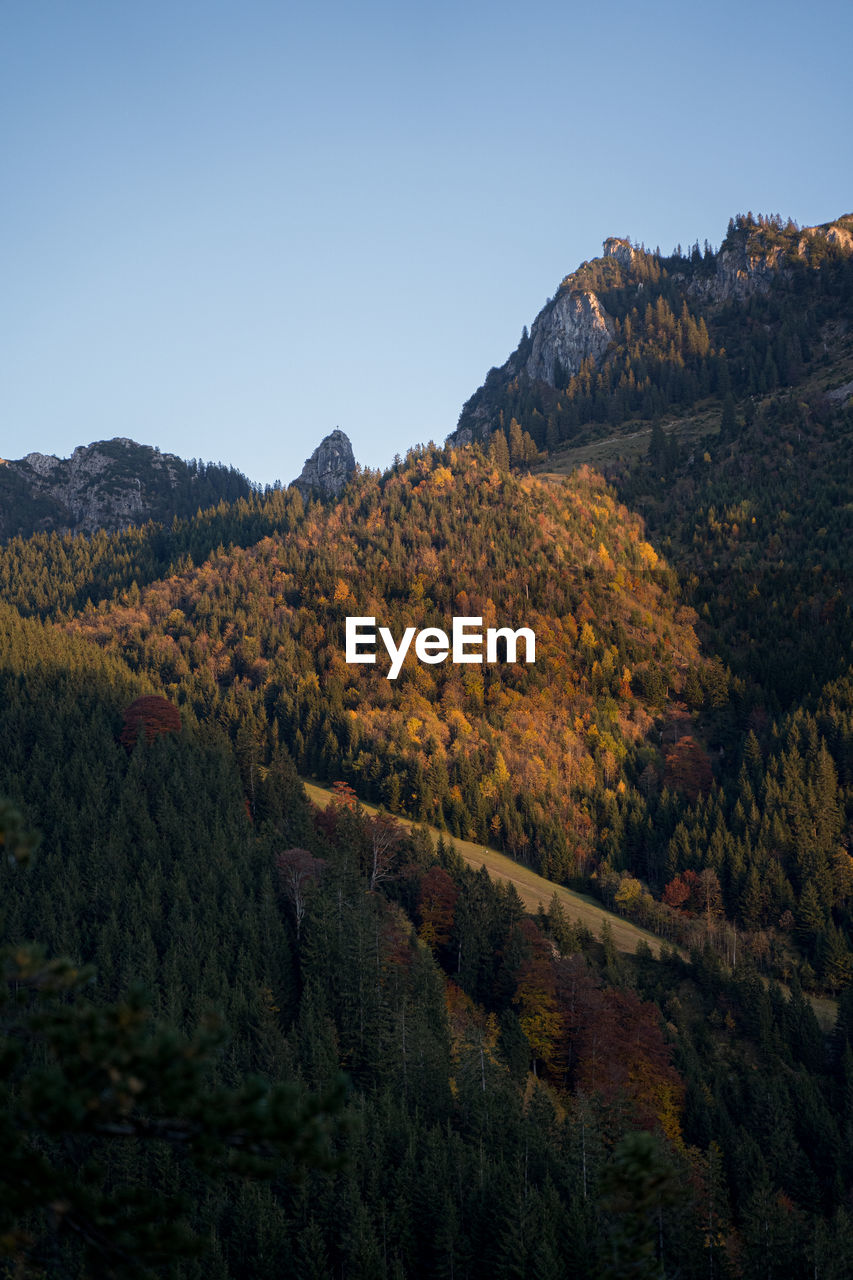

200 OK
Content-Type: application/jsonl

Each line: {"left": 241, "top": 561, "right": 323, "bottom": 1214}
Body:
{"left": 292, "top": 429, "right": 356, "bottom": 499}
{"left": 524, "top": 288, "right": 615, "bottom": 386}
{"left": 0, "top": 437, "right": 254, "bottom": 542}
{"left": 453, "top": 247, "right": 620, "bottom": 445}
{"left": 823, "top": 223, "right": 853, "bottom": 253}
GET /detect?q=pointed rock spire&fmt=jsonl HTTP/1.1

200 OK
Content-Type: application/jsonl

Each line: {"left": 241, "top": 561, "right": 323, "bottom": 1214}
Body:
{"left": 292, "top": 429, "right": 356, "bottom": 499}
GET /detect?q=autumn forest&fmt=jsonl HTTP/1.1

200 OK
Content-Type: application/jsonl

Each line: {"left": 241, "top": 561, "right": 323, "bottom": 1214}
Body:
{"left": 2, "top": 210, "right": 853, "bottom": 1278}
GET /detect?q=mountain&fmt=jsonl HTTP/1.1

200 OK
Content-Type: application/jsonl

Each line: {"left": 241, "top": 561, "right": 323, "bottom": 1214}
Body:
{"left": 450, "top": 212, "right": 853, "bottom": 457}
{"left": 0, "top": 428, "right": 360, "bottom": 544}
{"left": 0, "top": 436, "right": 256, "bottom": 541}
{"left": 442, "top": 210, "right": 853, "bottom": 989}
{"left": 447, "top": 205, "right": 853, "bottom": 807}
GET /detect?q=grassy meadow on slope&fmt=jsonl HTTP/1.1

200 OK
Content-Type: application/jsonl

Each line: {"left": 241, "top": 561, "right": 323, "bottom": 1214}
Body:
{"left": 301, "top": 777, "right": 666, "bottom": 956}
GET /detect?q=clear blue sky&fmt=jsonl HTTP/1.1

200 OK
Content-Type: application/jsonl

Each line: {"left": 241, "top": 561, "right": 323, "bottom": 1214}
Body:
{"left": 3, "top": 0, "right": 851, "bottom": 486}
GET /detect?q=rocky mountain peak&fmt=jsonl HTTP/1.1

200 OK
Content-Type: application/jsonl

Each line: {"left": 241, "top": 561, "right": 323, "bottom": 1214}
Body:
{"left": 292, "top": 429, "right": 356, "bottom": 499}
{"left": 452, "top": 284, "right": 616, "bottom": 446}
{"left": 602, "top": 236, "right": 639, "bottom": 267}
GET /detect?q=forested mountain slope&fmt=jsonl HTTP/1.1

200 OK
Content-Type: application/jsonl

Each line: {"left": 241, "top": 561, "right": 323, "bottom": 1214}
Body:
{"left": 2, "top": 446, "right": 704, "bottom": 881}
{"left": 606, "top": 353, "right": 853, "bottom": 708}
{"left": 438, "top": 210, "right": 853, "bottom": 995}
{"left": 2, "top": 433, "right": 851, "bottom": 993}
{"left": 3, "top": 595, "right": 853, "bottom": 1278}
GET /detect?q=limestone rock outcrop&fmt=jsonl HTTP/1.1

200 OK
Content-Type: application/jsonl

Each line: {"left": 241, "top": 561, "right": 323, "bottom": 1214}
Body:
{"left": 523, "top": 288, "right": 615, "bottom": 386}
{"left": 292, "top": 429, "right": 356, "bottom": 499}
{"left": 602, "top": 236, "right": 640, "bottom": 268}
{"left": 688, "top": 218, "right": 853, "bottom": 304}
{"left": 452, "top": 282, "right": 615, "bottom": 446}
{"left": 0, "top": 437, "right": 256, "bottom": 541}
{"left": 1, "top": 438, "right": 181, "bottom": 538}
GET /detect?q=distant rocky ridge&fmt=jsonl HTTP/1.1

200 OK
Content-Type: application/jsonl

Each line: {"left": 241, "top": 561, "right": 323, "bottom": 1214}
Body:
{"left": 0, "top": 427, "right": 360, "bottom": 543}
{"left": 292, "top": 429, "right": 356, "bottom": 499}
{"left": 0, "top": 437, "right": 254, "bottom": 542}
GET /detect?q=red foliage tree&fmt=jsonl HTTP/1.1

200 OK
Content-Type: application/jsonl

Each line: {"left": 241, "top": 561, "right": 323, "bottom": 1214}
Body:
{"left": 561, "top": 966, "right": 684, "bottom": 1140}
{"left": 662, "top": 871, "right": 696, "bottom": 912}
{"left": 662, "top": 868, "right": 722, "bottom": 925}
{"left": 331, "top": 780, "right": 359, "bottom": 809}
{"left": 120, "top": 696, "right": 181, "bottom": 750}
